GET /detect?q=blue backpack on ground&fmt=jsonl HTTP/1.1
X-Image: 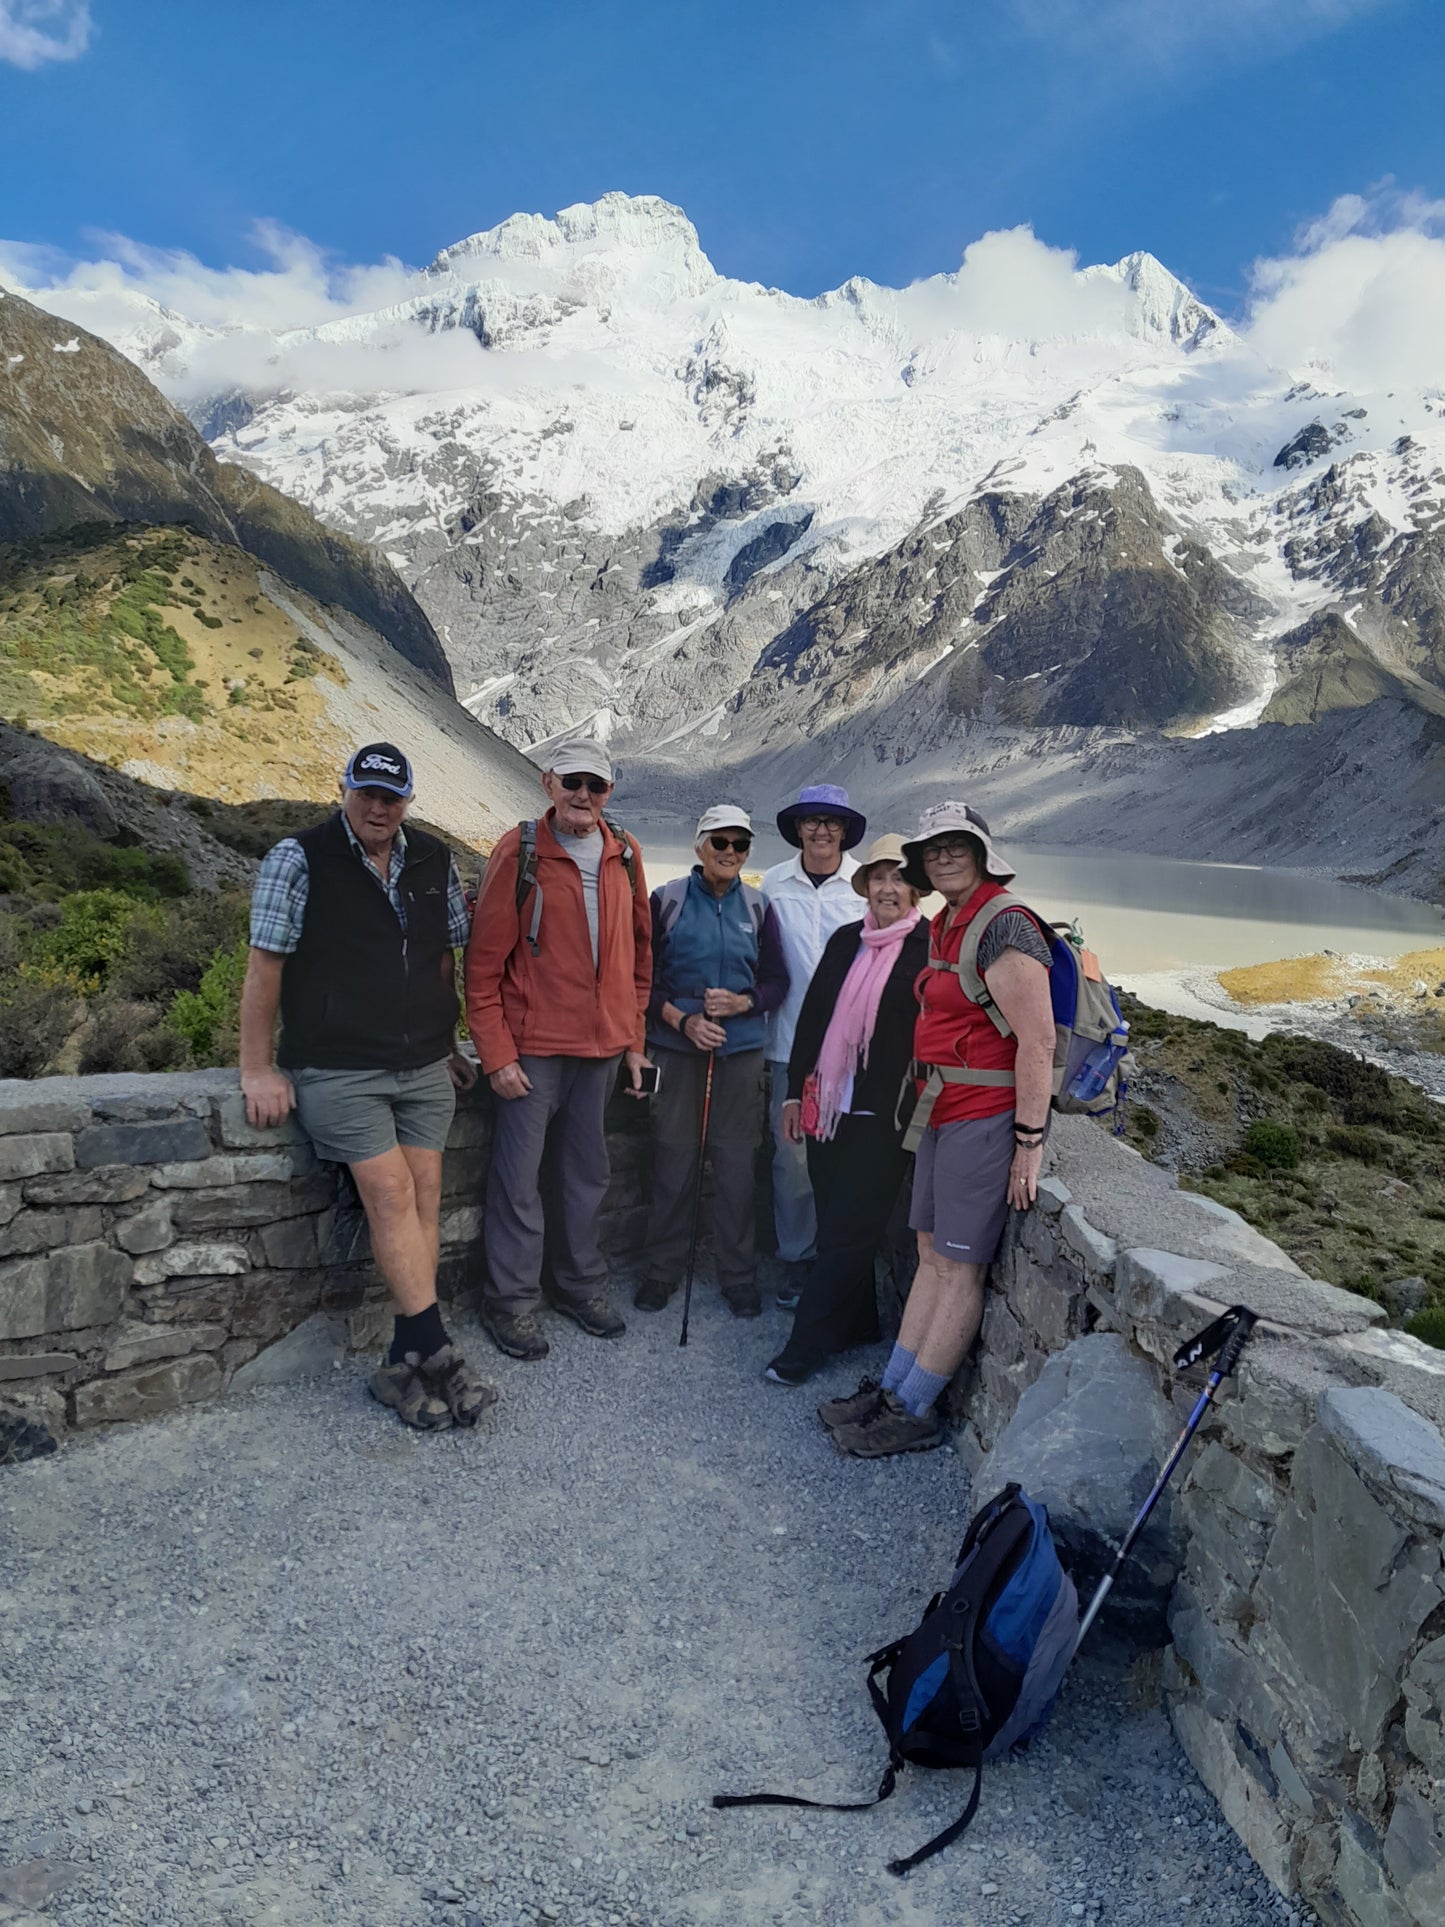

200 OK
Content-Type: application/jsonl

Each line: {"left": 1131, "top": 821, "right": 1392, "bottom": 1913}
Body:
{"left": 715, "top": 1484, "right": 1079, "bottom": 1875}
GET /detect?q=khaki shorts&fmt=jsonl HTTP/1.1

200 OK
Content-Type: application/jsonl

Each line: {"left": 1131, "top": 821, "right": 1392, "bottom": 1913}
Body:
{"left": 909, "top": 1111, "right": 1016, "bottom": 1266}
{"left": 289, "top": 1060, "right": 456, "bottom": 1166}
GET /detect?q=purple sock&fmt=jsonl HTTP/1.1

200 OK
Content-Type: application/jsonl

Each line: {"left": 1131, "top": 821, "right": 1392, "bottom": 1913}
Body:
{"left": 896, "top": 1362, "right": 949, "bottom": 1419}
{"left": 882, "top": 1344, "right": 915, "bottom": 1393}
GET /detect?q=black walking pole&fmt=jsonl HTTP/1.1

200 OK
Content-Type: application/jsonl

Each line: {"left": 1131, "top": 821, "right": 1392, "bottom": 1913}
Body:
{"left": 679, "top": 1050, "right": 716, "bottom": 1349}
{"left": 1072, "top": 1303, "right": 1258, "bottom": 1654}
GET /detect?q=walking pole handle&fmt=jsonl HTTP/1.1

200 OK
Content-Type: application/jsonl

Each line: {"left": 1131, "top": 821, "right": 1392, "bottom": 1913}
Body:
{"left": 1214, "top": 1308, "right": 1257, "bottom": 1380}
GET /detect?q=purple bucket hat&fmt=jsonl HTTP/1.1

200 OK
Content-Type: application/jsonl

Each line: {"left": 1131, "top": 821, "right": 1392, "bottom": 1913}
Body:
{"left": 776, "top": 783, "right": 868, "bottom": 852}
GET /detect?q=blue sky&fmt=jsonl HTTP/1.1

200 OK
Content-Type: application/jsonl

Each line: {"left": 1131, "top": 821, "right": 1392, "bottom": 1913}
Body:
{"left": 1, "top": 0, "right": 1442, "bottom": 313}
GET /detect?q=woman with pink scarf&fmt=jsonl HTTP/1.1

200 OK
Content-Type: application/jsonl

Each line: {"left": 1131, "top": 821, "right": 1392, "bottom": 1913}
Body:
{"left": 764, "top": 836, "right": 928, "bottom": 1388}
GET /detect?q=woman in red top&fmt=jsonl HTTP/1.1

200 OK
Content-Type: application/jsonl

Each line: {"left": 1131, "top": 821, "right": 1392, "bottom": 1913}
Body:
{"left": 824, "top": 803, "right": 1056, "bottom": 1459}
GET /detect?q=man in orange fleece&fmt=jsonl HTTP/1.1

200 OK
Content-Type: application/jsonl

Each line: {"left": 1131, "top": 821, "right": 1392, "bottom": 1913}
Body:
{"left": 464, "top": 739, "right": 652, "bottom": 1360}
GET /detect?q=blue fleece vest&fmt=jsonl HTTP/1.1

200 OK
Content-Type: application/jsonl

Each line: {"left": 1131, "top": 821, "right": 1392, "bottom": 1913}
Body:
{"left": 650, "top": 869, "right": 766, "bottom": 1057}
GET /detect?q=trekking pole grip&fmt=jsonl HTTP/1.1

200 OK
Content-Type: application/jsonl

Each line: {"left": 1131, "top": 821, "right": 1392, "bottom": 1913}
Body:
{"left": 1215, "top": 1308, "right": 1257, "bottom": 1380}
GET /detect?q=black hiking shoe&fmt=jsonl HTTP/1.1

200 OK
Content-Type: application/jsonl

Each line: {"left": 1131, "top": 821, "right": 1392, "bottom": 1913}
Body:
{"left": 723, "top": 1284, "right": 763, "bottom": 1319}
{"left": 633, "top": 1277, "right": 675, "bottom": 1312}
{"left": 774, "top": 1259, "right": 810, "bottom": 1311}
{"left": 831, "top": 1390, "right": 944, "bottom": 1459}
{"left": 551, "top": 1294, "right": 626, "bottom": 1339}
{"left": 481, "top": 1305, "right": 550, "bottom": 1361}
{"left": 764, "top": 1355, "right": 815, "bottom": 1387}
{"left": 816, "top": 1375, "right": 883, "bottom": 1431}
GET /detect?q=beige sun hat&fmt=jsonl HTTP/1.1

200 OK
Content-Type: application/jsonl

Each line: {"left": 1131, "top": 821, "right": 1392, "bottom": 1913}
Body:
{"left": 850, "top": 833, "right": 911, "bottom": 896}
{"left": 897, "top": 802, "right": 1016, "bottom": 892}
{"left": 537, "top": 737, "right": 613, "bottom": 782}
{"left": 694, "top": 803, "right": 753, "bottom": 846}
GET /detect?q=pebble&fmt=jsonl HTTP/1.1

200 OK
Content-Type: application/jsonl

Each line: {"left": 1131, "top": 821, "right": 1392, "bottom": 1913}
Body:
{"left": 0, "top": 1292, "right": 1317, "bottom": 1927}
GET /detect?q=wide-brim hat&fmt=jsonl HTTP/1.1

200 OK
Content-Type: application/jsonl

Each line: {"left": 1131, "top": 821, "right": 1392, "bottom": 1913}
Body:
{"left": 898, "top": 802, "right": 1016, "bottom": 892}
{"left": 536, "top": 736, "right": 614, "bottom": 782}
{"left": 850, "top": 833, "right": 912, "bottom": 896}
{"left": 776, "top": 783, "right": 867, "bottom": 851}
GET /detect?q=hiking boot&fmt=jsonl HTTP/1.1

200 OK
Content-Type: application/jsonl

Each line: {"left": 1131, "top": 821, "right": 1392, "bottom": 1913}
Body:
{"left": 551, "top": 1294, "right": 626, "bottom": 1339}
{"left": 418, "top": 1344, "right": 498, "bottom": 1427}
{"left": 633, "top": 1277, "right": 675, "bottom": 1312}
{"left": 831, "top": 1390, "right": 944, "bottom": 1459}
{"left": 369, "top": 1355, "right": 452, "bottom": 1430}
{"left": 722, "top": 1282, "right": 763, "bottom": 1319}
{"left": 816, "top": 1375, "right": 883, "bottom": 1431}
{"left": 763, "top": 1355, "right": 815, "bottom": 1387}
{"left": 481, "top": 1304, "right": 550, "bottom": 1361}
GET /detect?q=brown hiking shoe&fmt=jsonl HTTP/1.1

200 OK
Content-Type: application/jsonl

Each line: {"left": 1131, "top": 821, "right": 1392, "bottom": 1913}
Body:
{"left": 418, "top": 1344, "right": 498, "bottom": 1427}
{"left": 550, "top": 1294, "right": 626, "bottom": 1339}
{"left": 481, "top": 1305, "right": 550, "bottom": 1361}
{"left": 816, "top": 1375, "right": 883, "bottom": 1431}
{"left": 633, "top": 1276, "right": 675, "bottom": 1312}
{"left": 830, "top": 1390, "right": 944, "bottom": 1459}
{"left": 369, "top": 1355, "right": 452, "bottom": 1430}
{"left": 723, "top": 1284, "right": 763, "bottom": 1319}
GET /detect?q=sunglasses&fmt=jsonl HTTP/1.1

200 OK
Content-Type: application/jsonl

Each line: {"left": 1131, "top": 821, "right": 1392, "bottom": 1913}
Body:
{"left": 708, "top": 834, "right": 752, "bottom": 854}
{"left": 798, "top": 815, "right": 846, "bottom": 833}
{"left": 559, "top": 773, "right": 611, "bottom": 794}
{"left": 924, "top": 838, "right": 977, "bottom": 860}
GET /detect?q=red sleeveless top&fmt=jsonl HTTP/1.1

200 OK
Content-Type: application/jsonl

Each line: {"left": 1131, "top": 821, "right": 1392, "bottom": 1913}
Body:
{"left": 912, "top": 879, "right": 1043, "bottom": 1127}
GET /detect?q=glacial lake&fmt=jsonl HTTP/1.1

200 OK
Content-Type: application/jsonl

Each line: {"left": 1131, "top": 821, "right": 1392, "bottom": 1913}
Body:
{"left": 632, "top": 826, "right": 1444, "bottom": 977}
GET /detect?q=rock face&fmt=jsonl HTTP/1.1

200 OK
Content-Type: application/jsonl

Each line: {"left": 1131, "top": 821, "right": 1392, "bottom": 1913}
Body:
{"left": 974, "top": 1331, "right": 1185, "bottom": 1647}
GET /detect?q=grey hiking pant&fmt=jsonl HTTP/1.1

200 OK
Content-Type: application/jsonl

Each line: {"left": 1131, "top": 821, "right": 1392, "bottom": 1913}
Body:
{"left": 483, "top": 1053, "right": 620, "bottom": 1311}
{"left": 641, "top": 1048, "right": 765, "bottom": 1295}
{"left": 768, "top": 1061, "right": 817, "bottom": 1264}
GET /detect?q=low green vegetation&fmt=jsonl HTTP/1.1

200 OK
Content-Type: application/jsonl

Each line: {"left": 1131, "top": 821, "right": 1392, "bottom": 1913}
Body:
{"left": 0, "top": 786, "right": 248, "bottom": 1079}
{"left": 1116, "top": 997, "right": 1445, "bottom": 1339}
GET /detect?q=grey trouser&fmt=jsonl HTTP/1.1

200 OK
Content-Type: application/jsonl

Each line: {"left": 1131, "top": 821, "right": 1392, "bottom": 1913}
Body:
{"left": 768, "top": 1061, "right": 817, "bottom": 1264}
{"left": 642, "top": 1048, "right": 765, "bottom": 1294}
{"left": 483, "top": 1053, "right": 620, "bottom": 1311}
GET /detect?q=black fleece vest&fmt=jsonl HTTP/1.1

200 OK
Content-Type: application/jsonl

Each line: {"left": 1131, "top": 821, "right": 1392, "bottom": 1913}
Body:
{"left": 277, "top": 814, "right": 459, "bottom": 1071}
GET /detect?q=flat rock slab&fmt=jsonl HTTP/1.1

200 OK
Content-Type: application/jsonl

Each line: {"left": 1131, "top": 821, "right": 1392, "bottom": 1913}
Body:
{"left": 0, "top": 1292, "right": 1302, "bottom": 1927}
{"left": 975, "top": 1330, "right": 1186, "bottom": 1648}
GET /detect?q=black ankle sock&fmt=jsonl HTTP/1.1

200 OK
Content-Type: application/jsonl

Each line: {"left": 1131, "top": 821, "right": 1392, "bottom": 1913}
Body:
{"left": 389, "top": 1303, "right": 449, "bottom": 1365}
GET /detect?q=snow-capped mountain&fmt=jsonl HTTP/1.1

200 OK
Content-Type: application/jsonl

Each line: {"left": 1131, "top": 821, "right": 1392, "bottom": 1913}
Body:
{"left": 36, "top": 194, "right": 1445, "bottom": 811}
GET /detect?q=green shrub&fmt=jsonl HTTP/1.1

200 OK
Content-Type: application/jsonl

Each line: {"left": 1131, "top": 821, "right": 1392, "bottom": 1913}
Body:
{"left": 26, "top": 889, "right": 159, "bottom": 990}
{"left": 110, "top": 889, "right": 248, "bottom": 1003}
{"left": 1326, "top": 1125, "right": 1386, "bottom": 1165}
{"left": 78, "top": 997, "right": 192, "bottom": 1075}
{"left": 1241, "top": 1120, "right": 1300, "bottom": 1170}
{"left": 0, "top": 971, "right": 81, "bottom": 1077}
{"left": 167, "top": 938, "right": 247, "bottom": 1065}
{"left": 1405, "top": 1307, "right": 1445, "bottom": 1351}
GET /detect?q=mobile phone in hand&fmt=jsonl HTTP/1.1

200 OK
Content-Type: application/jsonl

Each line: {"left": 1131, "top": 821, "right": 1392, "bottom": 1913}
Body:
{"left": 620, "top": 1061, "right": 661, "bottom": 1097}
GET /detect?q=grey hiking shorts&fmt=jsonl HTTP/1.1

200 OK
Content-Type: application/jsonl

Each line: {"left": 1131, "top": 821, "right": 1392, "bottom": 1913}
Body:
{"left": 909, "top": 1110, "right": 1016, "bottom": 1267}
{"left": 290, "top": 1059, "right": 456, "bottom": 1167}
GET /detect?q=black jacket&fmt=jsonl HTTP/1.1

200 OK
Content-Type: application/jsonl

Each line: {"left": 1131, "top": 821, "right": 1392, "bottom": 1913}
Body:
{"left": 786, "top": 918, "right": 930, "bottom": 1115}
{"left": 278, "top": 813, "right": 459, "bottom": 1072}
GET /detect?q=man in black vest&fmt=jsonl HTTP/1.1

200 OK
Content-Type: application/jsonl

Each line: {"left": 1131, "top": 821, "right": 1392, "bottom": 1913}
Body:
{"left": 239, "top": 743, "right": 495, "bottom": 1431}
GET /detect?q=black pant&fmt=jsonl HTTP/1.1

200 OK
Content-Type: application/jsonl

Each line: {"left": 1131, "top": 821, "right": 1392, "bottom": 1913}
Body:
{"left": 641, "top": 1048, "right": 765, "bottom": 1294}
{"left": 773, "top": 1112, "right": 909, "bottom": 1371}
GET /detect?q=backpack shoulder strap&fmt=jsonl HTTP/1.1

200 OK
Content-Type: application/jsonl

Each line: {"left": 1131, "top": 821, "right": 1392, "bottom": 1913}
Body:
{"left": 514, "top": 821, "right": 543, "bottom": 956}
{"left": 740, "top": 880, "right": 766, "bottom": 940}
{"left": 601, "top": 813, "right": 636, "bottom": 891}
{"left": 927, "top": 891, "right": 1030, "bottom": 1038}
{"left": 655, "top": 874, "right": 691, "bottom": 940}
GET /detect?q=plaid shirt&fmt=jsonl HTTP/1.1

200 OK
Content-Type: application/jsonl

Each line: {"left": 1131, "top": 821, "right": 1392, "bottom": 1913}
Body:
{"left": 249, "top": 819, "right": 472, "bottom": 955}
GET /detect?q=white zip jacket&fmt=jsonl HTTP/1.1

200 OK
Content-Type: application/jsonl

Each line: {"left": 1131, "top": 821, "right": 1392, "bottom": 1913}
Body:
{"left": 760, "top": 852, "right": 863, "bottom": 1065}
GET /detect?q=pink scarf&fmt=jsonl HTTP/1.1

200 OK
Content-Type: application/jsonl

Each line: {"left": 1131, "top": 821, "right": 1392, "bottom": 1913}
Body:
{"left": 812, "top": 907, "right": 922, "bottom": 1141}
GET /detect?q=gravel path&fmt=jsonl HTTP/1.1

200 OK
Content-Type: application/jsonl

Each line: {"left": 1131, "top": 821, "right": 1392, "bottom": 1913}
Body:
{"left": 1, "top": 1280, "right": 1315, "bottom": 1927}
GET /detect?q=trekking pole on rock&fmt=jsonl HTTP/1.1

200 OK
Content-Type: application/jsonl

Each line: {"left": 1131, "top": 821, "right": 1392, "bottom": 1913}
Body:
{"left": 679, "top": 1050, "right": 716, "bottom": 1349}
{"left": 1072, "top": 1304, "right": 1258, "bottom": 1655}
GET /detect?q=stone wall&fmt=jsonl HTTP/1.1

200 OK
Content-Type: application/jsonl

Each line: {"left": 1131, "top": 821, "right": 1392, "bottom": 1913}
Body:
{"left": 939, "top": 1115, "right": 1445, "bottom": 1927}
{"left": 0, "top": 1069, "right": 647, "bottom": 1453}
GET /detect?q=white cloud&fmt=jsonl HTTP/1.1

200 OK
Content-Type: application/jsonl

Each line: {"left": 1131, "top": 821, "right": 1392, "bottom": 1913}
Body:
{"left": 901, "top": 226, "right": 1132, "bottom": 338}
{"left": 0, "top": 0, "right": 91, "bottom": 70}
{"left": 1008, "top": 0, "right": 1394, "bottom": 70}
{"left": 1245, "top": 186, "right": 1445, "bottom": 391}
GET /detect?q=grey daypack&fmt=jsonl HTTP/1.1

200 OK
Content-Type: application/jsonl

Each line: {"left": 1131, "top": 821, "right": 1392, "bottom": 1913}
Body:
{"left": 513, "top": 815, "right": 636, "bottom": 956}
{"left": 903, "top": 893, "right": 1133, "bottom": 1151}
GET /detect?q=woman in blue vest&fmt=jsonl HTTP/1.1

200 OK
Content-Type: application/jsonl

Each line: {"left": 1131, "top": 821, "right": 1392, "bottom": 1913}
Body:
{"left": 634, "top": 806, "right": 790, "bottom": 1319}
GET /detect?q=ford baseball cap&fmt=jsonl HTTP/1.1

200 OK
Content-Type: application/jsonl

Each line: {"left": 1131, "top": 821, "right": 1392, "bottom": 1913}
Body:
{"left": 343, "top": 743, "right": 414, "bottom": 798}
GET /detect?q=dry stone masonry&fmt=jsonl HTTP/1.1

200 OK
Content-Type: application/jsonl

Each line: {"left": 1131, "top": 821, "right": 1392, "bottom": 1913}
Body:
{"left": 2, "top": 1075, "right": 1443, "bottom": 1926}
{"left": 0, "top": 1069, "right": 646, "bottom": 1452}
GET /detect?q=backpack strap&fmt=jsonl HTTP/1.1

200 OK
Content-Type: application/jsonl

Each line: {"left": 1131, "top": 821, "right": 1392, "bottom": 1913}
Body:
{"left": 513, "top": 821, "right": 543, "bottom": 957}
{"left": 513, "top": 814, "right": 636, "bottom": 957}
{"left": 900, "top": 1060, "right": 1017, "bottom": 1152}
{"left": 740, "top": 880, "right": 766, "bottom": 941}
{"left": 655, "top": 874, "right": 691, "bottom": 940}
{"left": 885, "top": 1763, "right": 983, "bottom": 1878}
{"left": 925, "top": 891, "right": 1031, "bottom": 1040}
{"left": 713, "top": 1642, "right": 903, "bottom": 1817}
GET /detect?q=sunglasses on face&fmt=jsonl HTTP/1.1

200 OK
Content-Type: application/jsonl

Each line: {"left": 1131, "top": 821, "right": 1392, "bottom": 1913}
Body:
{"left": 798, "top": 816, "right": 845, "bottom": 834}
{"left": 924, "top": 839, "right": 976, "bottom": 860}
{"left": 559, "top": 774, "right": 611, "bottom": 795}
{"left": 708, "top": 834, "right": 752, "bottom": 854}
